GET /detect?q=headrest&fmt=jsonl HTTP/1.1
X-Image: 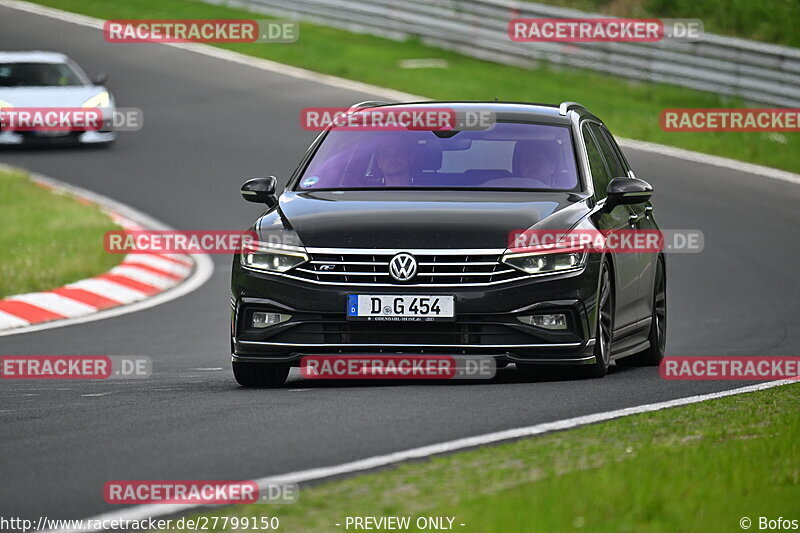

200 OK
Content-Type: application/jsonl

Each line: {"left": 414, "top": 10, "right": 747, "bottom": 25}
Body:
{"left": 421, "top": 142, "right": 442, "bottom": 170}
{"left": 512, "top": 140, "right": 561, "bottom": 174}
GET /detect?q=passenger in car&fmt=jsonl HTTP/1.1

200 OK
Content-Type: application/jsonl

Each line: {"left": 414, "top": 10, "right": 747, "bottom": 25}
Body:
{"left": 518, "top": 145, "right": 558, "bottom": 188}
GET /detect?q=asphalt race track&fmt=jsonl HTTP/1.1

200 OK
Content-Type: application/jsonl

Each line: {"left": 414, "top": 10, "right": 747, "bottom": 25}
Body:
{"left": 2, "top": 5, "right": 799, "bottom": 522}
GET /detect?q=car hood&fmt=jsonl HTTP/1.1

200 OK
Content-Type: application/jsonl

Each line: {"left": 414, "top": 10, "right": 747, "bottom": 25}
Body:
{"left": 272, "top": 190, "right": 590, "bottom": 249}
{"left": 0, "top": 86, "right": 108, "bottom": 107}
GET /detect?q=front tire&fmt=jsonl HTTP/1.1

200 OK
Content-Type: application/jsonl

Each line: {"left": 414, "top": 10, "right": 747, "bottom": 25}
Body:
{"left": 232, "top": 362, "right": 290, "bottom": 388}
{"left": 577, "top": 257, "right": 614, "bottom": 379}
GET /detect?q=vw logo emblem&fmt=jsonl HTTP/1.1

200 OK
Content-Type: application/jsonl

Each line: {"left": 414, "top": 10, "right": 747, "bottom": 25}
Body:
{"left": 389, "top": 253, "right": 417, "bottom": 282}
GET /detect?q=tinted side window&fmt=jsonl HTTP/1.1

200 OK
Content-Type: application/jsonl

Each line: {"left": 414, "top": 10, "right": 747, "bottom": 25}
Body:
{"left": 599, "top": 126, "right": 630, "bottom": 174}
{"left": 589, "top": 123, "right": 626, "bottom": 179}
{"left": 582, "top": 124, "right": 611, "bottom": 200}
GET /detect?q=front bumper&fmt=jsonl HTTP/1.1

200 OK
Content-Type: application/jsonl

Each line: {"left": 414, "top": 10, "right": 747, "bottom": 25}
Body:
{"left": 0, "top": 129, "right": 116, "bottom": 145}
{"left": 231, "top": 255, "right": 601, "bottom": 366}
{"left": 0, "top": 108, "right": 117, "bottom": 145}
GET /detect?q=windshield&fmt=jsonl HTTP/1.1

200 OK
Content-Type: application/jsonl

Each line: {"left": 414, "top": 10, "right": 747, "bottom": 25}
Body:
{"left": 0, "top": 62, "right": 86, "bottom": 87}
{"left": 296, "top": 122, "right": 580, "bottom": 191}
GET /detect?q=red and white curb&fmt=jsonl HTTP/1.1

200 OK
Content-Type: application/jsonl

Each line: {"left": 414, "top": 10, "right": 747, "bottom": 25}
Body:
{"left": 0, "top": 166, "right": 214, "bottom": 336}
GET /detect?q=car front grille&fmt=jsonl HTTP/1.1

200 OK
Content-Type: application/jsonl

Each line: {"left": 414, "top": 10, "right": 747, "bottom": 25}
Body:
{"left": 264, "top": 318, "right": 537, "bottom": 346}
{"left": 287, "top": 249, "right": 528, "bottom": 287}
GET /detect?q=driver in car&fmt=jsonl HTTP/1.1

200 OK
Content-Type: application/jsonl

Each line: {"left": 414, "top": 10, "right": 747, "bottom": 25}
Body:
{"left": 30, "top": 64, "right": 64, "bottom": 86}
{"left": 375, "top": 139, "right": 415, "bottom": 187}
{"left": 518, "top": 148, "right": 558, "bottom": 188}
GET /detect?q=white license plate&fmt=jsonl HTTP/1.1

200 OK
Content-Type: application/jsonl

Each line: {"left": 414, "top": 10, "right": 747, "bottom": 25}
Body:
{"left": 347, "top": 295, "right": 455, "bottom": 321}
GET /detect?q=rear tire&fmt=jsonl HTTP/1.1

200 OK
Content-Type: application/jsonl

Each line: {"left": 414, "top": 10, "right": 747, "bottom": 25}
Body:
{"left": 617, "top": 257, "right": 666, "bottom": 367}
{"left": 232, "top": 362, "right": 290, "bottom": 388}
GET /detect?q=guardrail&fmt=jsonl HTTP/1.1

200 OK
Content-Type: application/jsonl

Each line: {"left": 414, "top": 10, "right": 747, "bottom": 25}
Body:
{"left": 208, "top": 0, "right": 800, "bottom": 107}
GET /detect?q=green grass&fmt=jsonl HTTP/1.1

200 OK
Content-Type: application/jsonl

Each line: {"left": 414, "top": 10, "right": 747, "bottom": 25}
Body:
{"left": 526, "top": 0, "right": 800, "bottom": 48}
{"left": 171, "top": 382, "right": 799, "bottom": 533}
{"left": 30, "top": 0, "right": 800, "bottom": 173}
{"left": 0, "top": 168, "right": 122, "bottom": 298}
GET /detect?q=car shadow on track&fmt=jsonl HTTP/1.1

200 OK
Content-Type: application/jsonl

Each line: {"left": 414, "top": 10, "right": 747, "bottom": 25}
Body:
{"left": 273, "top": 363, "right": 637, "bottom": 390}
{"left": 0, "top": 143, "right": 113, "bottom": 152}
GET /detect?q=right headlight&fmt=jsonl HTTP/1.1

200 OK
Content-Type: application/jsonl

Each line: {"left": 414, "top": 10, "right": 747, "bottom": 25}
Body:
{"left": 82, "top": 91, "right": 111, "bottom": 108}
{"left": 240, "top": 241, "right": 308, "bottom": 273}
{"left": 501, "top": 247, "right": 587, "bottom": 275}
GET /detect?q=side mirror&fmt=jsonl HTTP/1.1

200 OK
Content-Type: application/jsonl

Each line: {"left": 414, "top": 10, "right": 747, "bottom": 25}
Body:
{"left": 605, "top": 177, "right": 653, "bottom": 211}
{"left": 241, "top": 177, "right": 278, "bottom": 207}
{"left": 92, "top": 73, "right": 108, "bottom": 85}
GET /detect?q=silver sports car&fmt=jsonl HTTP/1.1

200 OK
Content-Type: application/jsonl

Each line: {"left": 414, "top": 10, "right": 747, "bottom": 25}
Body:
{"left": 0, "top": 51, "right": 116, "bottom": 145}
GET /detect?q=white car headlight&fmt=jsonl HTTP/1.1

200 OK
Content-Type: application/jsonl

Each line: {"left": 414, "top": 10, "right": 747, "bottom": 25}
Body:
{"left": 501, "top": 247, "right": 587, "bottom": 275}
{"left": 240, "top": 242, "right": 308, "bottom": 273}
{"left": 82, "top": 91, "right": 110, "bottom": 108}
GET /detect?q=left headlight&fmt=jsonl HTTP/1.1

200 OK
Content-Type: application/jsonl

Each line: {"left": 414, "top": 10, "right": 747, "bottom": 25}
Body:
{"left": 501, "top": 247, "right": 587, "bottom": 275}
{"left": 82, "top": 91, "right": 111, "bottom": 108}
{"left": 240, "top": 242, "right": 308, "bottom": 273}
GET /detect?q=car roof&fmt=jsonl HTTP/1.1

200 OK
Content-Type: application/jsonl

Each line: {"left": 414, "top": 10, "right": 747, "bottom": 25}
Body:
{"left": 350, "top": 100, "right": 602, "bottom": 126}
{"left": 0, "top": 51, "right": 70, "bottom": 63}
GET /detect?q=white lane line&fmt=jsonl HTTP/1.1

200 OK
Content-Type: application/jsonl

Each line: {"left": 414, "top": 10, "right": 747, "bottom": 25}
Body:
{"left": 45, "top": 379, "right": 796, "bottom": 533}
{"left": 617, "top": 138, "right": 800, "bottom": 186}
{"left": 9, "top": 293, "right": 97, "bottom": 317}
{"left": 2, "top": 0, "right": 799, "bottom": 186}
{"left": 66, "top": 279, "right": 147, "bottom": 305}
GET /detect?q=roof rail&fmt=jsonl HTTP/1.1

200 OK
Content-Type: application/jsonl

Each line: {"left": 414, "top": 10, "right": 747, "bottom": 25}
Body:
{"left": 558, "top": 101, "right": 586, "bottom": 116}
{"left": 347, "top": 100, "right": 391, "bottom": 113}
